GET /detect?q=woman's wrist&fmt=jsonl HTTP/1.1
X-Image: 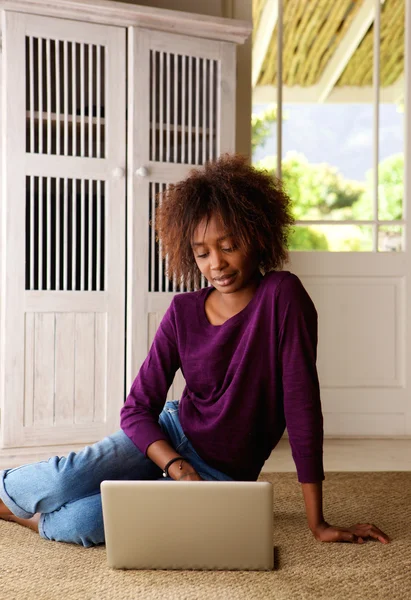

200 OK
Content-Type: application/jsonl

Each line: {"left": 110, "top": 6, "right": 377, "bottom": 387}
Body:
{"left": 310, "top": 520, "right": 329, "bottom": 534}
{"left": 301, "top": 482, "right": 326, "bottom": 532}
{"left": 168, "top": 458, "right": 195, "bottom": 480}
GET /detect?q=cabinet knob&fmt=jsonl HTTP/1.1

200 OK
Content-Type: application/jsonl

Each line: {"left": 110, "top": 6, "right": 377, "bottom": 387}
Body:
{"left": 112, "top": 167, "right": 125, "bottom": 179}
{"left": 136, "top": 166, "right": 149, "bottom": 178}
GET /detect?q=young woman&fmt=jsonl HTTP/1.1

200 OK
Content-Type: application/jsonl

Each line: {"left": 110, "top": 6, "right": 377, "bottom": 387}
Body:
{"left": 0, "top": 154, "right": 389, "bottom": 548}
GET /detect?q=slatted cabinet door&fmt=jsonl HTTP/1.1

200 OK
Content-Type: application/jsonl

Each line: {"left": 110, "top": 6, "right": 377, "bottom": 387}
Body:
{"left": 127, "top": 28, "right": 236, "bottom": 396}
{"left": 1, "top": 12, "right": 126, "bottom": 447}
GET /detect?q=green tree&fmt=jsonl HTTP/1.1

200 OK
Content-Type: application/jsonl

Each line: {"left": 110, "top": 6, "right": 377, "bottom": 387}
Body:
{"left": 288, "top": 226, "right": 329, "bottom": 251}
{"left": 252, "top": 108, "right": 403, "bottom": 251}
{"left": 252, "top": 105, "right": 288, "bottom": 154}
{"left": 255, "top": 152, "right": 367, "bottom": 251}
{"left": 352, "top": 153, "right": 403, "bottom": 221}
{"left": 255, "top": 152, "right": 364, "bottom": 220}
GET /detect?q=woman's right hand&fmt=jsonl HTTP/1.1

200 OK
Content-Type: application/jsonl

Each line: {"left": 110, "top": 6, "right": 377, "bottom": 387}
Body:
{"left": 177, "top": 471, "right": 203, "bottom": 481}
{"left": 168, "top": 459, "right": 203, "bottom": 481}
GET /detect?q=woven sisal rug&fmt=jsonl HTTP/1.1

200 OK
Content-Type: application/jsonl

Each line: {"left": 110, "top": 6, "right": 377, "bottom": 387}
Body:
{"left": 0, "top": 472, "right": 409, "bottom": 600}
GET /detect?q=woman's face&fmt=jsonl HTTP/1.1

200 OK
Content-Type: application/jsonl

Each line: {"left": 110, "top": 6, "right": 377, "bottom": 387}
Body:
{"left": 192, "top": 215, "right": 260, "bottom": 293}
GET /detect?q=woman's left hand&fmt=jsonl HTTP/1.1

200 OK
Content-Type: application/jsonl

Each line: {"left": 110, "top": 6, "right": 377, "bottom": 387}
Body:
{"left": 312, "top": 521, "right": 390, "bottom": 544}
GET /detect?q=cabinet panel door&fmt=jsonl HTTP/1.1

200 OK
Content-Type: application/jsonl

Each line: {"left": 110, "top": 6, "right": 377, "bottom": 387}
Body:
{"left": 0, "top": 12, "right": 126, "bottom": 446}
{"left": 127, "top": 28, "right": 236, "bottom": 394}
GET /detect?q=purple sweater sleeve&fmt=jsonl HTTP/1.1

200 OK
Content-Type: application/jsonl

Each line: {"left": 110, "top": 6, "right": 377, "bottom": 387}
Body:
{"left": 120, "top": 299, "right": 180, "bottom": 455}
{"left": 277, "top": 275, "right": 325, "bottom": 483}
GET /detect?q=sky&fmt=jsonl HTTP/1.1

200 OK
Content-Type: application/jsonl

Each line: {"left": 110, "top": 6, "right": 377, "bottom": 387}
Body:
{"left": 252, "top": 103, "right": 404, "bottom": 183}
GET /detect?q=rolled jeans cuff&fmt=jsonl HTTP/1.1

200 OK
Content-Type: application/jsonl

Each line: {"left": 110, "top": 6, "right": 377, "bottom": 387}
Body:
{"left": 38, "top": 514, "right": 49, "bottom": 539}
{"left": 0, "top": 469, "right": 35, "bottom": 519}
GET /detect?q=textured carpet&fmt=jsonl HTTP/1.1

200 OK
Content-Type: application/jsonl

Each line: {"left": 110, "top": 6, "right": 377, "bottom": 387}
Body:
{"left": 0, "top": 472, "right": 410, "bottom": 600}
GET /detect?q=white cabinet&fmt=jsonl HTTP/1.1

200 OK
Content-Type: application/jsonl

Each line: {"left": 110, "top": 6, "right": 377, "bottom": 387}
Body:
{"left": 0, "top": 0, "right": 251, "bottom": 465}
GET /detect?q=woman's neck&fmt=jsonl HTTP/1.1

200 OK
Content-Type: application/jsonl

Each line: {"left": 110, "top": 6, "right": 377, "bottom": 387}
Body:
{"left": 212, "top": 271, "right": 263, "bottom": 316}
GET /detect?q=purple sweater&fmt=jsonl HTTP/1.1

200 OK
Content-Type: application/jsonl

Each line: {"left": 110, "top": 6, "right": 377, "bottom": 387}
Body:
{"left": 120, "top": 270, "right": 324, "bottom": 483}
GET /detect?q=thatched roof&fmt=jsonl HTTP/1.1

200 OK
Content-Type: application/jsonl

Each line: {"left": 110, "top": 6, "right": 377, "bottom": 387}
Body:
{"left": 252, "top": 0, "right": 404, "bottom": 102}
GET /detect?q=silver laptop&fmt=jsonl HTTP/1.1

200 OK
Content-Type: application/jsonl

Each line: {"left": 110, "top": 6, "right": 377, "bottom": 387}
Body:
{"left": 100, "top": 480, "right": 274, "bottom": 571}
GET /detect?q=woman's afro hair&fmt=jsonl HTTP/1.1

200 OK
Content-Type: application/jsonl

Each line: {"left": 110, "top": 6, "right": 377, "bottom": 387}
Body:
{"left": 155, "top": 153, "right": 295, "bottom": 288}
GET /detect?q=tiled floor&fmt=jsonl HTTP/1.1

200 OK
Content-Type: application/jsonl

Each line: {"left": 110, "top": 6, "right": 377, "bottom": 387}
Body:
{"left": 262, "top": 438, "right": 411, "bottom": 472}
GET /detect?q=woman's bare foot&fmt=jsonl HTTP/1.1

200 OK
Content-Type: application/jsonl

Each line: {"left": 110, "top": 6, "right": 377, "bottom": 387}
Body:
{"left": 0, "top": 499, "right": 40, "bottom": 532}
{"left": 0, "top": 498, "right": 13, "bottom": 516}
{"left": 0, "top": 512, "right": 40, "bottom": 533}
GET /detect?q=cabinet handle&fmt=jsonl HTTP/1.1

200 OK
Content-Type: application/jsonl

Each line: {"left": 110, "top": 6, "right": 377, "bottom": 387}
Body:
{"left": 112, "top": 167, "right": 125, "bottom": 179}
{"left": 136, "top": 166, "right": 149, "bottom": 177}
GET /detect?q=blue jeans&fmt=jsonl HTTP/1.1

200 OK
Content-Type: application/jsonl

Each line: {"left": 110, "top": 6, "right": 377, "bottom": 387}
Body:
{"left": 0, "top": 401, "right": 232, "bottom": 547}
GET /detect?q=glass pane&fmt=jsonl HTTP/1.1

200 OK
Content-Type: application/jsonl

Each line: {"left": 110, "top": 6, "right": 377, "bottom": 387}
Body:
{"left": 378, "top": 226, "right": 403, "bottom": 252}
{"left": 289, "top": 225, "right": 373, "bottom": 252}
{"left": 351, "top": 0, "right": 405, "bottom": 223}
{"left": 378, "top": 0, "right": 404, "bottom": 223}
{"left": 252, "top": 0, "right": 375, "bottom": 225}
{"left": 252, "top": 0, "right": 405, "bottom": 250}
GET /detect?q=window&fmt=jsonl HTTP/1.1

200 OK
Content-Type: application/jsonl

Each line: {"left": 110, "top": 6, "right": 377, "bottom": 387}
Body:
{"left": 252, "top": 0, "right": 405, "bottom": 252}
